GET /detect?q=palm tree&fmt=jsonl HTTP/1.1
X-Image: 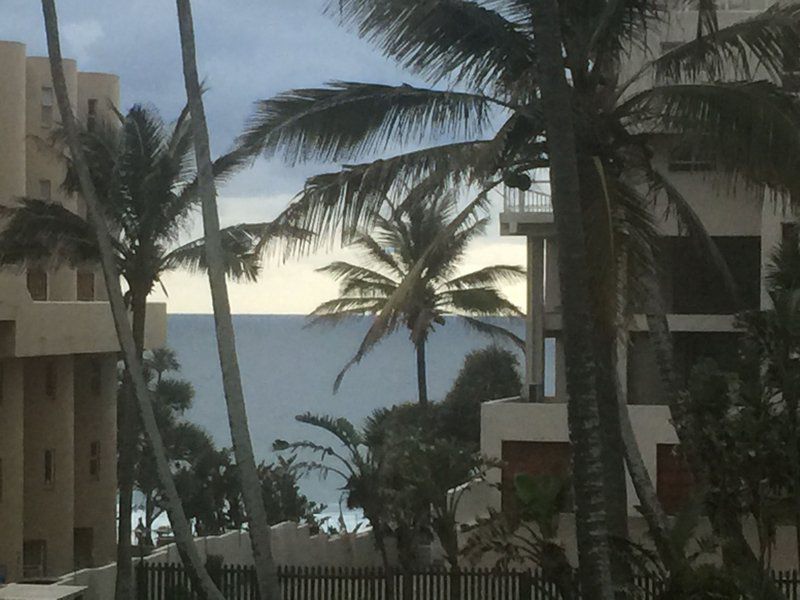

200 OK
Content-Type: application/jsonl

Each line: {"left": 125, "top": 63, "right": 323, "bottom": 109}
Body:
{"left": 310, "top": 192, "right": 524, "bottom": 405}
{"left": 235, "top": 0, "right": 800, "bottom": 592}
{"left": 175, "top": 2, "right": 280, "bottom": 598}
{"left": 39, "top": 3, "right": 225, "bottom": 599}
{"left": 0, "top": 103, "right": 288, "bottom": 600}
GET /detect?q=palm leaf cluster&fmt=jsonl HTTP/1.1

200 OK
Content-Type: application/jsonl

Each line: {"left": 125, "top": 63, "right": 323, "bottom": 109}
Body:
{"left": 0, "top": 104, "right": 296, "bottom": 297}
{"left": 310, "top": 192, "right": 524, "bottom": 402}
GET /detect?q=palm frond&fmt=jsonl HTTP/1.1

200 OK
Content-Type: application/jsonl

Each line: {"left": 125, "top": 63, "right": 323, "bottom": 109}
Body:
{"left": 327, "top": 0, "right": 536, "bottom": 93}
{"left": 0, "top": 198, "right": 101, "bottom": 268}
{"left": 460, "top": 315, "right": 525, "bottom": 350}
{"left": 294, "top": 412, "right": 365, "bottom": 450}
{"left": 650, "top": 168, "right": 739, "bottom": 302}
{"left": 161, "top": 224, "right": 261, "bottom": 282}
{"left": 332, "top": 184, "right": 498, "bottom": 393}
{"left": 444, "top": 265, "right": 526, "bottom": 290}
{"left": 438, "top": 287, "right": 523, "bottom": 317}
{"left": 238, "top": 81, "right": 496, "bottom": 164}
{"left": 316, "top": 261, "right": 399, "bottom": 288}
{"left": 620, "top": 81, "right": 800, "bottom": 190}
{"left": 653, "top": 3, "right": 800, "bottom": 82}
{"left": 306, "top": 298, "right": 387, "bottom": 328}
{"left": 273, "top": 140, "right": 495, "bottom": 254}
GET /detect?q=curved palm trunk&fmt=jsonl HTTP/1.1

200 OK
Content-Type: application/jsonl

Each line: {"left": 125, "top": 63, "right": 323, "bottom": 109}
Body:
{"left": 415, "top": 339, "right": 428, "bottom": 405}
{"left": 528, "top": 2, "right": 614, "bottom": 598}
{"left": 115, "top": 288, "right": 149, "bottom": 600}
{"left": 40, "top": 4, "right": 224, "bottom": 600}
{"left": 174, "top": 2, "right": 279, "bottom": 599}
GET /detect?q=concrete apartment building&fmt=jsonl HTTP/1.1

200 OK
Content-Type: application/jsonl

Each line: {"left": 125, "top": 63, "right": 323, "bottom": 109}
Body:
{"left": 460, "top": 0, "right": 800, "bottom": 565}
{"left": 0, "top": 41, "right": 166, "bottom": 582}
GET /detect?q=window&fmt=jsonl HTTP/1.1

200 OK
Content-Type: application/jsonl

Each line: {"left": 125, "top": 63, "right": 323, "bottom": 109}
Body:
{"left": 87, "top": 99, "right": 98, "bottom": 131}
{"left": 26, "top": 268, "right": 48, "bottom": 301}
{"left": 660, "top": 41, "right": 683, "bottom": 54}
{"left": 657, "top": 444, "right": 694, "bottom": 514}
{"left": 45, "top": 362, "right": 56, "bottom": 399}
{"left": 39, "top": 179, "right": 51, "bottom": 201}
{"left": 501, "top": 441, "right": 572, "bottom": 513}
{"left": 44, "top": 449, "right": 55, "bottom": 486}
{"left": 668, "top": 142, "right": 715, "bottom": 172}
{"left": 41, "top": 86, "right": 54, "bottom": 128}
{"left": 783, "top": 222, "right": 799, "bottom": 248}
{"left": 90, "top": 360, "right": 102, "bottom": 396}
{"left": 77, "top": 269, "right": 95, "bottom": 301}
{"left": 89, "top": 441, "right": 100, "bottom": 481}
{"left": 23, "top": 540, "right": 47, "bottom": 578}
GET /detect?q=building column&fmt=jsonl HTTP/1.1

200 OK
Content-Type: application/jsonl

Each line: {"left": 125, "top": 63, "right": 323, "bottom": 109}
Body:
{"left": 0, "top": 360, "right": 25, "bottom": 582}
{"left": 525, "top": 236, "right": 546, "bottom": 401}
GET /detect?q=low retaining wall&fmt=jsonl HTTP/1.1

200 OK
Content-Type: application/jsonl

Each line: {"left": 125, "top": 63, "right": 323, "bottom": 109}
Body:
{"left": 58, "top": 522, "right": 394, "bottom": 600}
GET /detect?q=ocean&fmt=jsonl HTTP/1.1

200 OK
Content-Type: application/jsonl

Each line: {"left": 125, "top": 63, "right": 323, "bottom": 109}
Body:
{"left": 165, "top": 313, "right": 526, "bottom": 524}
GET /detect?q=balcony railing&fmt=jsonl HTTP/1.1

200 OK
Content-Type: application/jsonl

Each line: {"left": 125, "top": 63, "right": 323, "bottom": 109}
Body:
{"left": 503, "top": 188, "right": 553, "bottom": 213}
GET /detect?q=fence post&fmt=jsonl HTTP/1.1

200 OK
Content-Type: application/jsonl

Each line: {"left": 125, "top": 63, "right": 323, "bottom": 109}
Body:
{"left": 520, "top": 569, "right": 532, "bottom": 600}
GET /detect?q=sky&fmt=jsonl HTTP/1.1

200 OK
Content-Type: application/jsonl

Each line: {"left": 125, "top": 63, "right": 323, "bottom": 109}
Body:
{"left": 0, "top": 0, "right": 527, "bottom": 314}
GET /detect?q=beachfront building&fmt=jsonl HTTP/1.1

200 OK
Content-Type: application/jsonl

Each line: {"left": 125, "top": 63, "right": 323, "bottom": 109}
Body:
{"left": 0, "top": 40, "right": 166, "bottom": 582}
{"left": 460, "top": 0, "right": 799, "bottom": 560}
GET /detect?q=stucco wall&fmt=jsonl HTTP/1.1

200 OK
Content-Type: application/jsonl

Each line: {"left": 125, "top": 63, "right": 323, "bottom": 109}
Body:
{"left": 0, "top": 360, "right": 25, "bottom": 582}
{"left": 23, "top": 355, "right": 76, "bottom": 577}
{"left": 73, "top": 354, "right": 118, "bottom": 568}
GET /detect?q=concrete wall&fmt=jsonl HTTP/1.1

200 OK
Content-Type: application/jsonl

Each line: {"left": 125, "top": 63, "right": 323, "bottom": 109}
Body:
{"left": 23, "top": 355, "right": 76, "bottom": 577}
{"left": 0, "top": 360, "right": 25, "bottom": 582}
{"left": 73, "top": 354, "right": 118, "bottom": 568}
{"left": 58, "top": 525, "right": 399, "bottom": 600}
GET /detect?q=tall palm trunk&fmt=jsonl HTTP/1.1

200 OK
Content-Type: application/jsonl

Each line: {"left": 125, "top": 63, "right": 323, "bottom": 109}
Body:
{"left": 415, "top": 339, "right": 428, "bottom": 405}
{"left": 115, "top": 285, "right": 149, "bottom": 600}
{"left": 528, "top": 1, "right": 614, "bottom": 597}
{"left": 174, "top": 2, "right": 279, "bottom": 599}
{"left": 40, "top": 4, "right": 224, "bottom": 600}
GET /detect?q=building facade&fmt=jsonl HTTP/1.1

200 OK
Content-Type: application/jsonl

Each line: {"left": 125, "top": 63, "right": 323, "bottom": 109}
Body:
{"left": 0, "top": 41, "right": 166, "bottom": 582}
{"left": 462, "top": 0, "right": 798, "bottom": 564}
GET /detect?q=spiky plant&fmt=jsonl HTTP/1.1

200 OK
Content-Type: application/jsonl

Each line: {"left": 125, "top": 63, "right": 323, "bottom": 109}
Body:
{"left": 310, "top": 192, "right": 524, "bottom": 404}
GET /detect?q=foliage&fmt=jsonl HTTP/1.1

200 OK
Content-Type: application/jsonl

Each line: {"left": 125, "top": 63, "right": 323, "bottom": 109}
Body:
{"left": 0, "top": 105, "right": 291, "bottom": 295}
{"left": 439, "top": 345, "right": 523, "bottom": 446}
{"left": 310, "top": 192, "right": 524, "bottom": 403}
{"left": 134, "top": 349, "right": 322, "bottom": 539}
{"left": 277, "top": 409, "right": 493, "bottom": 572}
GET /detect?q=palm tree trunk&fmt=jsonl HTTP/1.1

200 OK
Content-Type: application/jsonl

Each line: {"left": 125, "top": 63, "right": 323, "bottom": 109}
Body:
{"left": 416, "top": 339, "right": 428, "bottom": 405}
{"left": 115, "top": 287, "right": 148, "bottom": 600}
{"left": 173, "top": 3, "right": 279, "bottom": 599}
{"left": 528, "top": 1, "right": 614, "bottom": 597}
{"left": 40, "top": 4, "right": 224, "bottom": 600}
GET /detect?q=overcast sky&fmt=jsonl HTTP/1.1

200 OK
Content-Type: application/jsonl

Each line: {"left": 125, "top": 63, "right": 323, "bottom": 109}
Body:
{"left": 1, "top": 0, "right": 526, "bottom": 314}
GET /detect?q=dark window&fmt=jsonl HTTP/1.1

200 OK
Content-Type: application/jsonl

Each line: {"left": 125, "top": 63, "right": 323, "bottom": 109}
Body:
{"left": 39, "top": 179, "right": 51, "bottom": 201}
{"left": 782, "top": 222, "right": 799, "bottom": 248}
{"left": 667, "top": 139, "right": 715, "bottom": 172}
{"left": 74, "top": 528, "right": 94, "bottom": 569}
{"left": 77, "top": 270, "right": 95, "bottom": 301}
{"left": 44, "top": 449, "right": 55, "bottom": 486}
{"left": 87, "top": 99, "right": 98, "bottom": 131}
{"left": 23, "top": 540, "right": 47, "bottom": 578}
{"left": 657, "top": 236, "right": 760, "bottom": 314}
{"left": 673, "top": 331, "right": 743, "bottom": 386}
{"left": 89, "top": 441, "right": 100, "bottom": 481}
{"left": 90, "top": 360, "right": 102, "bottom": 396}
{"left": 45, "top": 362, "right": 56, "bottom": 399}
{"left": 26, "top": 269, "right": 48, "bottom": 301}
{"left": 660, "top": 41, "right": 683, "bottom": 54}
{"left": 501, "top": 441, "right": 572, "bottom": 513}
{"left": 41, "top": 87, "right": 54, "bottom": 129}
{"left": 657, "top": 444, "right": 694, "bottom": 514}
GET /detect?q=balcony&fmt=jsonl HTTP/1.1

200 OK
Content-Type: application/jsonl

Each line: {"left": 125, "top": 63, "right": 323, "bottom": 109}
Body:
{"left": 499, "top": 187, "right": 555, "bottom": 236}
